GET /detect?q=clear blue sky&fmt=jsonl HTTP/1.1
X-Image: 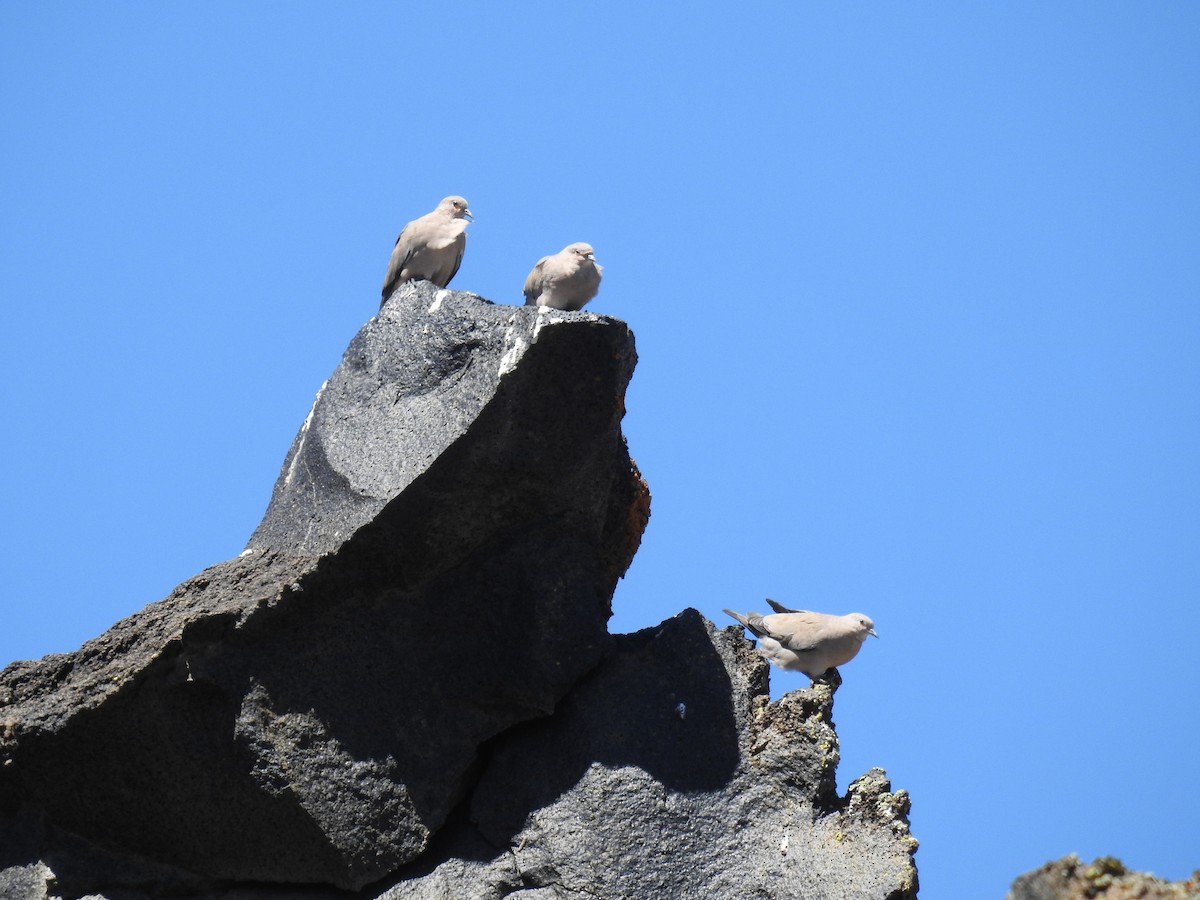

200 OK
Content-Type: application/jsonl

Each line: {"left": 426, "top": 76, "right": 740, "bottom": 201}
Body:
{"left": 2, "top": 4, "right": 1198, "bottom": 897}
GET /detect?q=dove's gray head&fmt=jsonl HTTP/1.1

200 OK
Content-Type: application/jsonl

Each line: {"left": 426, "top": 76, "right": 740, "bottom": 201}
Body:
{"left": 850, "top": 614, "right": 878, "bottom": 640}
{"left": 439, "top": 196, "right": 473, "bottom": 221}
{"left": 565, "top": 242, "right": 596, "bottom": 260}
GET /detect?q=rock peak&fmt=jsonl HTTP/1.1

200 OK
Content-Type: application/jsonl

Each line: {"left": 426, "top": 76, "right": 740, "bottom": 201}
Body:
{"left": 0, "top": 283, "right": 917, "bottom": 899}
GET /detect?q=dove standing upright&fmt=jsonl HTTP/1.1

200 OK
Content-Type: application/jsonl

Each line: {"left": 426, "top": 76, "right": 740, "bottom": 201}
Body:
{"left": 380, "top": 196, "right": 472, "bottom": 306}
{"left": 523, "top": 242, "right": 603, "bottom": 311}
{"left": 723, "top": 599, "right": 877, "bottom": 681}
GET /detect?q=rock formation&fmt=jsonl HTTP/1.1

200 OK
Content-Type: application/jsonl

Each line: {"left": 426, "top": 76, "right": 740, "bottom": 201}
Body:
{"left": 1007, "top": 855, "right": 1200, "bottom": 900}
{"left": 0, "top": 282, "right": 917, "bottom": 899}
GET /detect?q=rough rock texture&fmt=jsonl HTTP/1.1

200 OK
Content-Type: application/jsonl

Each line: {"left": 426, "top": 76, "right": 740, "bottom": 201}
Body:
{"left": 0, "top": 281, "right": 918, "bottom": 899}
{"left": 0, "top": 283, "right": 647, "bottom": 892}
{"left": 1008, "top": 855, "right": 1200, "bottom": 900}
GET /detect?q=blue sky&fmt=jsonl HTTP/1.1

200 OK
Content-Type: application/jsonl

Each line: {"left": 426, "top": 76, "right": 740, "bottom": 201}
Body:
{"left": 2, "top": 4, "right": 1198, "bottom": 897}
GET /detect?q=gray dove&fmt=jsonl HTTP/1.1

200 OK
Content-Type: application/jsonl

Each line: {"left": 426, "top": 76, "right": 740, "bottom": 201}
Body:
{"left": 523, "top": 242, "right": 603, "bottom": 311}
{"left": 723, "top": 599, "right": 877, "bottom": 680}
{"left": 381, "top": 196, "right": 472, "bottom": 306}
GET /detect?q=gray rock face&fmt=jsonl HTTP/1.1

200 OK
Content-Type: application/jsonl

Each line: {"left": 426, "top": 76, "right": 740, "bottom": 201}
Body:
{"left": 0, "top": 281, "right": 918, "bottom": 899}
{"left": 0, "top": 283, "right": 647, "bottom": 891}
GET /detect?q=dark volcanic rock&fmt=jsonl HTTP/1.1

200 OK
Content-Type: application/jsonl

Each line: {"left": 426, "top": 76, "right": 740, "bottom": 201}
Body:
{"left": 0, "top": 281, "right": 918, "bottom": 900}
{"left": 0, "top": 282, "right": 647, "bottom": 891}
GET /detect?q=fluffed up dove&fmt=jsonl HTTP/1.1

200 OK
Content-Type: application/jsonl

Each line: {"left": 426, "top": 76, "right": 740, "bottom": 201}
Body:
{"left": 523, "top": 242, "right": 603, "bottom": 311}
{"left": 723, "top": 599, "right": 877, "bottom": 681}
{"left": 380, "top": 196, "right": 472, "bottom": 306}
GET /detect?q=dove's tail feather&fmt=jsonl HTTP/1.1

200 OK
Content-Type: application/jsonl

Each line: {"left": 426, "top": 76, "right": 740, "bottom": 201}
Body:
{"left": 723, "top": 608, "right": 769, "bottom": 639}
{"left": 766, "top": 598, "right": 808, "bottom": 615}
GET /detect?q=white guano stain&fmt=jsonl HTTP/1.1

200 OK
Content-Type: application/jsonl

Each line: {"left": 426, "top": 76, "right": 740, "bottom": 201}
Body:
{"left": 498, "top": 314, "right": 528, "bottom": 377}
{"left": 283, "top": 380, "right": 328, "bottom": 488}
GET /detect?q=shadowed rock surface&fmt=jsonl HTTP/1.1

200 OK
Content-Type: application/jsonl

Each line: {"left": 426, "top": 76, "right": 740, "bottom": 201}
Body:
{"left": 1007, "top": 855, "right": 1200, "bottom": 900}
{"left": 0, "top": 282, "right": 918, "bottom": 898}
